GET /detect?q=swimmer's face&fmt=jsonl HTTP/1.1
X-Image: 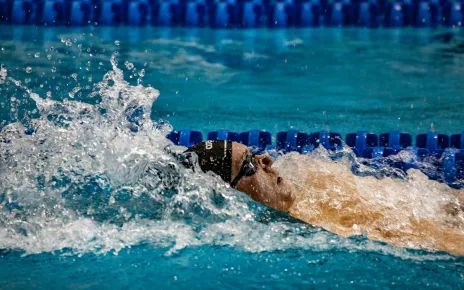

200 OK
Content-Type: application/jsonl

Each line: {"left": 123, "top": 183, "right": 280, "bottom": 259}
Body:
{"left": 230, "top": 143, "right": 295, "bottom": 212}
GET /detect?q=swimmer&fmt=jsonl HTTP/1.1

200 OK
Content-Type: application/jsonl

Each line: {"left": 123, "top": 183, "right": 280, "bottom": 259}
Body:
{"left": 180, "top": 140, "right": 296, "bottom": 212}
{"left": 180, "top": 140, "right": 464, "bottom": 256}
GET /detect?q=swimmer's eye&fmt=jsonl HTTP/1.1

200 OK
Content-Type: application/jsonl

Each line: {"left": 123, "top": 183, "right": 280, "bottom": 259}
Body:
{"left": 230, "top": 151, "right": 258, "bottom": 188}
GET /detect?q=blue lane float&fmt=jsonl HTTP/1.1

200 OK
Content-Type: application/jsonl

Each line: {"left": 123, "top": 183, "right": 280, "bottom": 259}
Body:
{"left": 41, "top": 0, "right": 67, "bottom": 25}
{"left": 346, "top": 131, "right": 381, "bottom": 158}
{"left": 127, "top": 0, "right": 151, "bottom": 26}
{"left": 207, "top": 130, "right": 240, "bottom": 142}
{"left": 276, "top": 130, "right": 310, "bottom": 153}
{"left": 354, "top": 0, "right": 376, "bottom": 27}
{"left": 69, "top": 0, "right": 94, "bottom": 26}
{"left": 444, "top": 1, "right": 463, "bottom": 26}
{"left": 379, "top": 131, "right": 412, "bottom": 157}
{"left": 183, "top": 0, "right": 209, "bottom": 27}
{"left": 1, "top": 0, "right": 463, "bottom": 27}
{"left": 211, "top": 0, "right": 237, "bottom": 28}
{"left": 295, "top": 0, "right": 321, "bottom": 27}
{"left": 239, "top": 130, "right": 273, "bottom": 151}
{"left": 167, "top": 129, "right": 203, "bottom": 148}
{"left": 167, "top": 129, "right": 464, "bottom": 184}
{"left": 11, "top": 0, "right": 40, "bottom": 25}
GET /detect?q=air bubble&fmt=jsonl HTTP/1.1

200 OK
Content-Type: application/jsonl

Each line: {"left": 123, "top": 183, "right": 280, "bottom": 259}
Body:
{"left": 26, "top": 67, "right": 32, "bottom": 74}
{"left": 114, "top": 40, "right": 120, "bottom": 46}
{"left": 124, "top": 61, "right": 134, "bottom": 70}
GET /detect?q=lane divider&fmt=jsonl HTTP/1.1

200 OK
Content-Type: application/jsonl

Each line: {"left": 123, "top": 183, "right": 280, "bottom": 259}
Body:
{"left": 167, "top": 129, "right": 464, "bottom": 183}
{"left": 0, "top": 0, "right": 462, "bottom": 28}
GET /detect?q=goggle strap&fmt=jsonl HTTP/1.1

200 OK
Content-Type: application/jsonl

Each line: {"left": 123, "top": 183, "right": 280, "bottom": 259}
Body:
{"left": 230, "top": 153, "right": 258, "bottom": 188}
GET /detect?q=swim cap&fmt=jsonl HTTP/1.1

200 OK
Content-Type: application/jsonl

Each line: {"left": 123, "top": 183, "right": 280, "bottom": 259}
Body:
{"left": 182, "top": 140, "right": 233, "bottom": 183}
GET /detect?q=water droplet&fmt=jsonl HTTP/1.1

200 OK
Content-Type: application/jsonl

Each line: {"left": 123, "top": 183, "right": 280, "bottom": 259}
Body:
{"left": 47, "top": 54, "right": 52, "bottom": 60}
{"left": 0, "top": 65, "right": 6, "bottom": 84}
{"left": 138, "top": 69, "right": 145, "bottom": 77}
{"left": 51, "top": 67, "right": 56, "bottom": 73}
{"left": 114, "top": 40, "right": 120, "bottom": 46}
{"left": 124, "top": 61, "right": 134, "bottom": 70}
{"left": 71, "top": 73, "right": 78, "bottom": 81}
{"left": 65, "top": 40, "right": 72, "bottom": 47}
{"left": 26, "top": 67, "right": 32, "bottom": 74}
{"left": 34, "top": 52, "right": 40, "bottom": 58}
{"left": 46, "top": 91, "right": 52, "bottom": 98}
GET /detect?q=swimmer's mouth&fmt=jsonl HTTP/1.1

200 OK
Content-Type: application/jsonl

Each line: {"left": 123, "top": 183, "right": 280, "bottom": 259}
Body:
{"left": 277, "top": 177, "right": 283, "bottom": 184}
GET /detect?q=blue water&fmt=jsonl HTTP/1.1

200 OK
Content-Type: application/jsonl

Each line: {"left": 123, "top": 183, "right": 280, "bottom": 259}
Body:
{"left": 0, "top": 26, "right": 463, "bottom": 289}
{"left": 1, "top": 26, "right": 464, "bottom": 136}
{"left": 1, "top": 246, "right": 463, "bottom": 289}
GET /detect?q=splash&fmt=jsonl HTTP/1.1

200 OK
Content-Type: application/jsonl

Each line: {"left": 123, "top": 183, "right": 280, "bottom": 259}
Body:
{"left": 0, "top": 53, "right": 460, "bottom": 261}
{"left": 275, "top": 152, "right": 464, "bottom": 256}
{"left": 0, "top": 53, "right": 273, "bottom": 256}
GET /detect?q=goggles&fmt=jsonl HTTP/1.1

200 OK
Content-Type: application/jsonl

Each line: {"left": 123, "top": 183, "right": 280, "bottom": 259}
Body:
{"left": 230, "top": 151, "right": 258, "bottom": 188}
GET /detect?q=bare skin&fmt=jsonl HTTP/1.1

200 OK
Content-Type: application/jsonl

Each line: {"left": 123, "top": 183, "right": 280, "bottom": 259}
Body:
{"left": 276, "top": 154, "right": 464, "bottom": 256}
{"left": 230, "top": 142, "right": 295, "bottom": 212}
{"left": 204, "top": 142, "right": 464, "bottom": 255}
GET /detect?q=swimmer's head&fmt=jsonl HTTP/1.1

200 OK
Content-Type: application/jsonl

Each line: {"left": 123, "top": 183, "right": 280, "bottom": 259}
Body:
{"left": 182, "top": 141, "right": 295, "bottom": 212}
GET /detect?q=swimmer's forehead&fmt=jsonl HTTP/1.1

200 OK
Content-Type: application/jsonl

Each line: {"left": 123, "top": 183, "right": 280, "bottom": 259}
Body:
{"left": 231, "top": 142, "right": 250, "bottom": 156}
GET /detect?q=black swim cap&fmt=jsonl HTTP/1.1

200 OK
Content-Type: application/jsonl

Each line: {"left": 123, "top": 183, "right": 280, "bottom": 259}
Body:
{"left": 182, "top": 140, "right": 233, "bottom": 183}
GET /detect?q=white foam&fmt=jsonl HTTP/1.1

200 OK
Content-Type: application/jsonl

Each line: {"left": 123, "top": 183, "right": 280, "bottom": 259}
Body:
{"left": 0, "top": 54, "right": 460, "bottom": 261}
{"left": 274, "top": 152, "right": 464, "bottom": 255}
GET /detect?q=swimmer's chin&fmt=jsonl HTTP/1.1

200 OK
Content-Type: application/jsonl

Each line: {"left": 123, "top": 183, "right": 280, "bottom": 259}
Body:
{"left": 281, "top": 182, "right": 296, "bottom": 213}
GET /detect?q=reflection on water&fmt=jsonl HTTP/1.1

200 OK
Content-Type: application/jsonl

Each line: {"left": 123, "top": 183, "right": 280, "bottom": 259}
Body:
{"left": 0, "top": 26, "right": 463, "bottom": 136}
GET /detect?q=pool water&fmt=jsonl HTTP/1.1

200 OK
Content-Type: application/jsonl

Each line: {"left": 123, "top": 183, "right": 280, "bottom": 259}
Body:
{"left": 1, "top": 26, "right": 464, "bottom": 136}
{"left": 0, "top": 26, "right": 463, "bottom": 289}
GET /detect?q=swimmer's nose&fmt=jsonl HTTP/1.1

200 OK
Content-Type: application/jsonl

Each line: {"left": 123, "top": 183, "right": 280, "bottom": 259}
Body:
{"left": 257, "top": 155, "right": 274, "bottom": 170}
